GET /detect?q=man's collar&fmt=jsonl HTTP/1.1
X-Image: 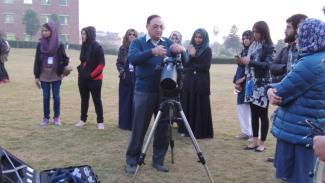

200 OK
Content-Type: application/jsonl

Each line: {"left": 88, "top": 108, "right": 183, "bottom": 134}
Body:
{"left": 145, "top": 34, "right": 165, "bottom": 42}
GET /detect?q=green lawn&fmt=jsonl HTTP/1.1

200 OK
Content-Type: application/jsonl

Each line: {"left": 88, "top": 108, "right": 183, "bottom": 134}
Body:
{"left": 0, "top": 48, "right": 278, "bottom": 183}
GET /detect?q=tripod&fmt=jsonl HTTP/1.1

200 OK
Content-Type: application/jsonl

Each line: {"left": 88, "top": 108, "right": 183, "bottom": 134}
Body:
{"left": 132, "top": 98, "right": 215, "bottom": 183}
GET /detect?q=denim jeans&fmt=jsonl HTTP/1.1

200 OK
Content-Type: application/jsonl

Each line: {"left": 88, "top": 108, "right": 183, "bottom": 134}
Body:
{"left": 41, "top": 80, "right": 61, "bottom": 119}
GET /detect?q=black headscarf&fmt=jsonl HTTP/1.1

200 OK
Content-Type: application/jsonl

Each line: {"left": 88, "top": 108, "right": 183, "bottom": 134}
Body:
{"left": 242, "top": 30, "right": 253, "bottom": 46}
{"left": 190, "top": 28, "right": 209, "bottom": 57}
{"left": 80, "top": 26, "right": 98, "bottom": 62}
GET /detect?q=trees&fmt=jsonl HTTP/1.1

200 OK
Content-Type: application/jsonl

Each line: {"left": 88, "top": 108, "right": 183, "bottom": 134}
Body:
{"left": 274, "top": 39, "right": 287, "bottom": 54}
{"left": 211, "top": 41, "right": 232, "bottom": 57}
{"left": 223, "top": 25, "right": 241, "bottom": 55}
{"left": 22, "top": 10, "right": 40, "bottom": 39}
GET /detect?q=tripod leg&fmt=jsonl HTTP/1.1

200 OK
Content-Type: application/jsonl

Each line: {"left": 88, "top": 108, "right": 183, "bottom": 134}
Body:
{"left": 179, "top": 110, "right": 215, "bottom": 183}
{"left": 169, "top": 105, "right": 175, "bottom": 164}
{"left": 132, "top": 111, "right": 163, "bottom": 183}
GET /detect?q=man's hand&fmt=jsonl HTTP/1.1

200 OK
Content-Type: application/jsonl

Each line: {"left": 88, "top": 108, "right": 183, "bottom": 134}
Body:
{"left": 170, "top": 43, "right": 185, "bottom": 54}
{"left": 314, "top": 136, "right": 325, "bottom": 161}
{"left": 187, "top": 44, "right": 196, "bottom": 57}
{"left": 152, "top": 45, "right": 167, "bottom": 57}
{"left": 267, "top": 88, "right": 282, "bottom": 105}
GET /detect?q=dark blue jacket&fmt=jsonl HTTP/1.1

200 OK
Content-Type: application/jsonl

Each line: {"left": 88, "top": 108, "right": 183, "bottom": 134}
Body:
{"left": 271, "top": 52, "right": 325, "bottom": 146}
{"left": 233, "top": 47, "right": 249, "bottom": 104}
{"left": 128, "top": 36, "right": 173, "bottom": 93}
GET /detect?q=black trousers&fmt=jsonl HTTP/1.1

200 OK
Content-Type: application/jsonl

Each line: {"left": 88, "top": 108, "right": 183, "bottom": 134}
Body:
{"left": 250, "top": 103, "right": 269, "bottom": 141}
{"left": 78, "top": 79, "right": 104, "bottom": 123}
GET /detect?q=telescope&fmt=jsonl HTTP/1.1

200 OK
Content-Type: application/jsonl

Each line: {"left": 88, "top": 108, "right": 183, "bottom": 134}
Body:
{"left": 160, "top": 54, "right": 182, "bottom": 92}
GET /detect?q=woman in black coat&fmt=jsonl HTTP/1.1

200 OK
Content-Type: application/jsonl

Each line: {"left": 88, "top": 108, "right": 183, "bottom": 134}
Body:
{"left": 75, "top": 26, "right": 105, "bottom": 130}
{"left": 116, "top": 28, "right": 137, "bottom": 130}
{"left": 180, "top": 28, "right": 213, "bottom": 139}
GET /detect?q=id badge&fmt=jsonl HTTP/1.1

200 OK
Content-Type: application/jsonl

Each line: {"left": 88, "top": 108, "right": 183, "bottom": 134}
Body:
{"left": 129, "top": 64, "right": 134, "bottom": 72}
{"left": 48, "top": 57, "right": 53, "bottom": 65}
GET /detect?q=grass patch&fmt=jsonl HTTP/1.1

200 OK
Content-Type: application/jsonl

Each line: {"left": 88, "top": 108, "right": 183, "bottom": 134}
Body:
{"left": 0, "top": 48, "right": 278, "bottom": 183}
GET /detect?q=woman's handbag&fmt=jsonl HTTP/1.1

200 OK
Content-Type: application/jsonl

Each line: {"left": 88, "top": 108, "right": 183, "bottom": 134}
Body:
{"left": 63, "top": 63, "right": 72, "bottom": 76}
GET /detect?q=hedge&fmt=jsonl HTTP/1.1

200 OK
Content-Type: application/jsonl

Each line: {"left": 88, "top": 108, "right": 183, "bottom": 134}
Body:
{"left": 211, "top": 57, "right": 236, "bottom": 64}
{"left": 8, "top": 40, "right": 119, "bottom": 55}
{"left": 7, "top": 41, "right": 235, "bottom": 64}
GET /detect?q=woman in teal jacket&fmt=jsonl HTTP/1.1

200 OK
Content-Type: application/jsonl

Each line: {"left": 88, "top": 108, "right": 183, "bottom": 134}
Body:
{"left": 268, "top": 18, "right": 325, "bottom": 183}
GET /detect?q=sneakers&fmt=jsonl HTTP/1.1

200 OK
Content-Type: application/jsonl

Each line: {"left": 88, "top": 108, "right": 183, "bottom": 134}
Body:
{"left": 125, "top": 164, "right": 137, "bottom": 174}
{"left": 40, "top": 118, "right": 49, "bottom": 126}
{"left": 53, "top": 117, "right": 61, "bottom": 126}
{"left": 152, "top": 163, "right": 169, "bottom": 172}
{"left": 75, "top": 120, "right": 87, "bottom": 128}
{"left": 236, "top": 133, "right": 250, "bottom": 140}
{"left": 75, "top": 120, "right": 105, "bottom": 129}
{"left": 97, "top": 123, "right": 105, "bottom": 130}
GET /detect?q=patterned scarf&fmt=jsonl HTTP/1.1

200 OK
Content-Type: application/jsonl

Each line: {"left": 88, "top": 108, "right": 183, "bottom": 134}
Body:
{"left": 298, "top": 18, "right": 325, "bottom": 55}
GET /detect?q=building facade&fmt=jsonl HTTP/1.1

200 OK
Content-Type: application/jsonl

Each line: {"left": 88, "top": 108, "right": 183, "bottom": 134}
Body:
{"left": 0, "top": 0, "right": 79, "bottom": 44}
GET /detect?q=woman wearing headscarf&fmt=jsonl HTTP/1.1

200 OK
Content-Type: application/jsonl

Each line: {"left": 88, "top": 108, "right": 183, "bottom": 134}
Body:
{"left": 0, "top": 33, "right": 10, "bottom": 85}
{"left": 239, "top": 21, "right": 274, "bottom": 152}
{"left": 116, "top": 28, "right": 137, "bottom": 130}
{"left": 267, "top": 18, "right": 325, "bottom": 183}
{"left": 75, "top": 26, "right": 105, "bottom": 130}
{"left": 169, "top": 31, "right": 182, "bottom": 45}
{"left": 180, "top": 28, "right": 213, "bottom": 139}
{"left": 33, "top": 22, "right": 69, "bottom": 126}
{"left": 233, "top": 30, "right": 253, "bottom": 140}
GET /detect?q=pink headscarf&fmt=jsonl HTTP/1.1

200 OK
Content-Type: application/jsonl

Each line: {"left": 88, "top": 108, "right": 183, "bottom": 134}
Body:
{"left": 39, "top": 21, "right": 59, "bottom": 56}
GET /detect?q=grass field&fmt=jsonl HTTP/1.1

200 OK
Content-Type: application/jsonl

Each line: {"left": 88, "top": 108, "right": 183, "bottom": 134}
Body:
{"left": 0, "top": 48, "right": 278, "bottom": 183}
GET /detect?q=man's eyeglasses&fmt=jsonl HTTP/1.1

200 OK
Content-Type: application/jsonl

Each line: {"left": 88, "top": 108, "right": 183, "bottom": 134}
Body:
{"left": 152, "top": 25, "right": 165, "bottom": 30}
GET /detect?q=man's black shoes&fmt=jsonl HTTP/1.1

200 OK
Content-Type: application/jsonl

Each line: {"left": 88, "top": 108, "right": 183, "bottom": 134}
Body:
{"left": 152, "top": 163, "right": 169, "bottom": 172}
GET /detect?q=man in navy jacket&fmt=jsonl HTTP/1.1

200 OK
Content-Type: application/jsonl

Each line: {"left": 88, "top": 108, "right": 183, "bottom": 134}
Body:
{"left": 125, "top": 14, "right": 186, "bottom": 174}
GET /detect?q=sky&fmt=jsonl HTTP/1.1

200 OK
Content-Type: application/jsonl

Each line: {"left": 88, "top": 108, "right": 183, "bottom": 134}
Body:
{"left": 79, "top": 0, "right": 325, "bottom": 43}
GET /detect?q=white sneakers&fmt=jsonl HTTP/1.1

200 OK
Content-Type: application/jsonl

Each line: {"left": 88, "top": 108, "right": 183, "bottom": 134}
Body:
{"left": 75, "top": 120, "right": 87, "bottom": 127}
{"left": 97, "top": 123, "right": 105, "bottom": 130}
{"left": 75, "top": 120, "right": 105, "bottom": 130}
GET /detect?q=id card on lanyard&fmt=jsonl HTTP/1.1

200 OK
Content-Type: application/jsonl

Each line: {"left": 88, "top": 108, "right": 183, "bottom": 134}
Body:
{"left": 48, "top": 57, "right": 54, "bottom": 65}
{"left": 129, "top": 64, "right": 134, "bottom": 72}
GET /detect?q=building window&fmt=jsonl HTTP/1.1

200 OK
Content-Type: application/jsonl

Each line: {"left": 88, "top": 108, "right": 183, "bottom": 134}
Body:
{"left": 4, "top": 13, "right": 15, "bottom": 23}
{"left": 5, "top": 33, "right": 16, "bottom": 41}
{"left": 24, "top": 34, "right": 32, "bottom": 41}
{"left": 40, "top": 14, "right": 51, "bottom": 23}
{"left": 59, "top": 15, "right": 69, "bottom": 25}
{"left": 59, "top": 0, "right": 67, "bottom": 6}
{"left": 23, "top": 0, "right": 32, "bottom": 4}
{"left": 40, "top": 0, "right": 51, "bottom": 5}
{"left": 3, "top": 0, "right": 15, "bottom": 4}
{"left": 60, "top": 34, "right": 69, "bottom": 43}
